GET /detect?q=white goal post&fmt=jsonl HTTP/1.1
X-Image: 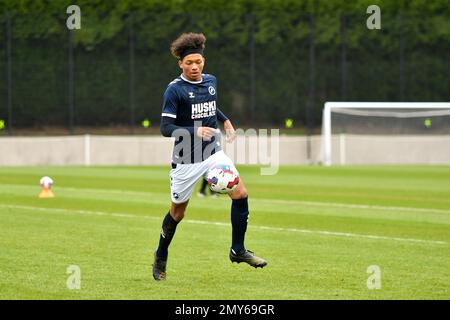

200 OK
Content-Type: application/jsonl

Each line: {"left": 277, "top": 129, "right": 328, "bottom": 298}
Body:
{"left": 320, "top": 102, "right": 450, "bottom": 166}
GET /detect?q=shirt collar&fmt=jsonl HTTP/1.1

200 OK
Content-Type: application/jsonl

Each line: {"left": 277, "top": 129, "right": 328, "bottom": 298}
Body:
{"left": 180, "top": 74, "right": 203, "bottom": 84}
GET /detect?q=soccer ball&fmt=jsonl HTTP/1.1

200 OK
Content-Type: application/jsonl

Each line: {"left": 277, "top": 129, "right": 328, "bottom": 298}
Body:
{"left": 206, "top": 164, "right": 239, "bottom": 194}
{"left": 40, "top": 176, "right": 53, "bottom": 189}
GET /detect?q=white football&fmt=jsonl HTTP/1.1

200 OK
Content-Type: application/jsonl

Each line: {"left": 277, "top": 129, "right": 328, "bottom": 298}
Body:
{"left": 206, "top": 165, "right": 239, "bottom": 194}
{"left": 40, "top": 176, "right": 53, "bottom": 189}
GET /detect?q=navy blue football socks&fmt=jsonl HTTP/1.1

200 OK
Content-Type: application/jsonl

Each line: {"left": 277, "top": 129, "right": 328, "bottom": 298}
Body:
{"left": 231, "top": 196, "right": 249, "bottom": 254}
{"left": 156, "top": 212, "right": 179, "bottom": 259}
{"left": 156, "top": 198, "right": 249, "bottom": 259}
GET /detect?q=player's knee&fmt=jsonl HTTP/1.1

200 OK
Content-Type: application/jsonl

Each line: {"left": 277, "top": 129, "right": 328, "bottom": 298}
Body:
{"left": 238, "top": 190, "right": 248, "bottom": 199}
{"left": 174, "top": 211, "right": 185, "bottom": 221}
{"left": 170, "top": 202, "right": 187, "bottom": 222}
{"left": 170, "top": 209, "right": 184, "bottom": 222}
{"left": 230, "top": 186, "right": 248, "bottom": 199}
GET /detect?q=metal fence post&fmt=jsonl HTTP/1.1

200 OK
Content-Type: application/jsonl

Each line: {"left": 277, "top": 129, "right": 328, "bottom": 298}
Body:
{"left": 306, "top": 14, "right": 316, "bottom": 163}
{"left": 249, "top": 13, "right": 256, "bottom": 124}
{"left": 128, "top": 12, "right": 136, "bottom": 133}
{"left": 68, "top": 29, "right": 74, "bottom": 134}
{"left": 399, "top": 13, "right": 405, "bottom": 101}
{"left": 341, "top": 13, "right": 347, "bottom": 100}
{"left": 6, "top": 13, "right": 12, "bottom": 133}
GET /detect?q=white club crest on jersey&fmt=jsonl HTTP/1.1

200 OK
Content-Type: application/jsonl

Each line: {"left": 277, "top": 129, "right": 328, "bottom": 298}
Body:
{"left": 189, "top": 92, "right": 195, "bottom": 98}
{"left": 208, "top": 86, "right": 216, "bottom": 95}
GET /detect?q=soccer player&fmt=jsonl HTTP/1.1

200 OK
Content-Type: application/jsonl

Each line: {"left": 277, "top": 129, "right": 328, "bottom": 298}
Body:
{"left": 152, "top": 33, "right": 267, "bottom": 281}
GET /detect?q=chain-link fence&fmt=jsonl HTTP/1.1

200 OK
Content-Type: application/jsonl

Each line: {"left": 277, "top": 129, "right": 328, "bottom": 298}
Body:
{"left": 1, "top": 7, "right": 449, "bottom": 134}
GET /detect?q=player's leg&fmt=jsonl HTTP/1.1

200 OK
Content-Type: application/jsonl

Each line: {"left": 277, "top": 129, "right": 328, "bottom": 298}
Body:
{"left": 228, "top": 178, "right": 248, "bottom": 252}
{"left": 229, "top": 177, "right": 248, "bottom": 199}
{"left": 156, "top": 200, "right": 189, "bottom": 259}
{"left": 153, "top": 162, "right": 205, "bottom": 281}
{"left": 208, "top": 150, "right": 267, "bottom": 268}
{"left": 153, "top": 200, "right": 189, "bottom": 281}
{"left": 228, "top": 177, "right": 267, "bottom": 268}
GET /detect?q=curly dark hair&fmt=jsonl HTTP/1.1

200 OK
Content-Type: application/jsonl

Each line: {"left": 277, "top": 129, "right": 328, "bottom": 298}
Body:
{"left": 170, "top": 33, "right": 206, "bottom": 60}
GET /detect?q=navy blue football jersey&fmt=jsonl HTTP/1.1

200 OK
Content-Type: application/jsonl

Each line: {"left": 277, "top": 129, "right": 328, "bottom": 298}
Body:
{"left": 161, "top": 73, "right": 222, "bottom": 164}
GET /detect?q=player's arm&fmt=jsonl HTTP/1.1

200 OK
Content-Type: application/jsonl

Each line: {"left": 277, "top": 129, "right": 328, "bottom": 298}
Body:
{"left": 160, "top": 116, "right": 194, "bottom": 137}
{"left": 214, "top": 75, "right": 235, "bottom": 142}
{"left": 217, "top": 108, "right": 229, "bottom": 123}
{"left": 161, "top": 117, "right": 217, "bottom": 140}
{"left": 217, "top": 108, "right": 236, "bottom": 143}
{"left": 160, "top": 86, "right": 194, "bottom": 137}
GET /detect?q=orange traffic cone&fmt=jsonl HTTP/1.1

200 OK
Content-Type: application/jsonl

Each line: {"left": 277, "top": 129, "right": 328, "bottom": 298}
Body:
{"left": 39, "top": 187, "right": 55, "bottom": 198}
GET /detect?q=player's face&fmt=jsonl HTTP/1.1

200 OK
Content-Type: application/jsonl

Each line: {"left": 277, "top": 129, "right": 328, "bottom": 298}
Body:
{"left": 179, "top": 53, "right": 205, "bottom": 81}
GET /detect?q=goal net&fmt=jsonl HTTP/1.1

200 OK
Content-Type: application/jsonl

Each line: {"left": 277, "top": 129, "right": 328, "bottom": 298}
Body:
{"left": 319, "top": 102, "right": 450, "bottom": 165}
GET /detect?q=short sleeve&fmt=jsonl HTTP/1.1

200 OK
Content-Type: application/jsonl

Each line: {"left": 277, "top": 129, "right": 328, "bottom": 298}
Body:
{"left": 161, "top": 86, "right": 178, "bottom": 119}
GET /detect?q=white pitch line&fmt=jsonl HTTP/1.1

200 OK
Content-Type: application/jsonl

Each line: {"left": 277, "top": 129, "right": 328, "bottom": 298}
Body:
{"left": 260, "top": 199, "right": 450, "bottom": 215}
{"left": 1, "top": 204, "right": 448, "bottom": 246}
{"left": 2, "top": 183, "right": 450, "bottom": 215}
{"left": 185, "top": 220, "right": 449, "bottom": 245}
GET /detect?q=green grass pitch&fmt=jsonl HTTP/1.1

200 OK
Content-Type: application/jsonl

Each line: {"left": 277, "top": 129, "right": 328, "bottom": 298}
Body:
{"left": 0, "top": 165, "right": 449, "bottom": 299}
